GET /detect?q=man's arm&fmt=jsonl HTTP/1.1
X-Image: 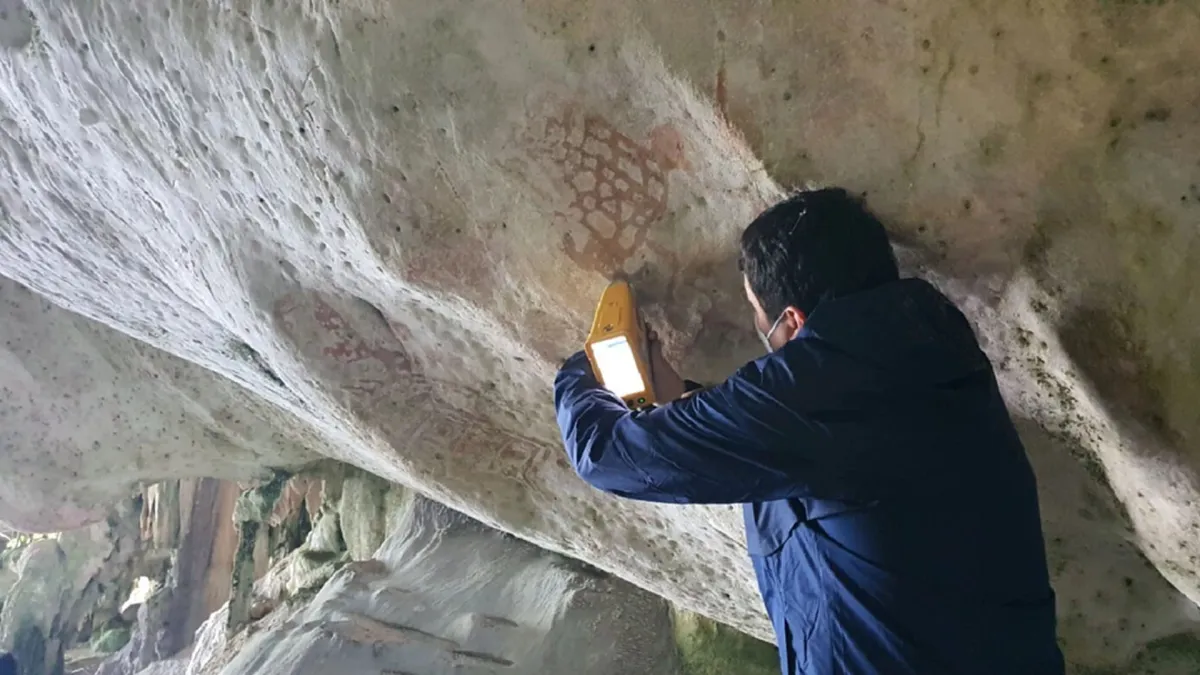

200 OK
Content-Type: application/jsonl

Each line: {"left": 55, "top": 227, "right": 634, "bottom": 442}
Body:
{"left": 553, "top": 350, "right": 859, "bottom": 504}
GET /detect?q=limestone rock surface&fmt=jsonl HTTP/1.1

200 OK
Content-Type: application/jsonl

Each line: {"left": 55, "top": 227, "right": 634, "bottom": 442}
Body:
{"left": 0, "top": 496, "right": 142, "bottom": 675}
{"left": 190, "top": 496, "right": 684, "bottom": 675}
{"left": 1, "top": 0, "right": 1200, "bottom": 671}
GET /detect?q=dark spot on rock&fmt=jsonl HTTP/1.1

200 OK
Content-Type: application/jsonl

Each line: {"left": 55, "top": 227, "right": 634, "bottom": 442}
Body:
{"left": 1108, "top": 116, "right": 1122, "bottom": 128}
{"left": 391, "top": 105, "right": 400, "bottom": 113}
{"left": 968, "top": 64, "right": 979, "bottom": 75}
{"left": 1143, "top": 107, "right": 1171, "bottom": 122}
{"left": 783, "top": 91, "right": 792, "bottom": 101}
{"left": 588, "top": 44, "right": 596, "bottom": 52}
{"left": 717, "top": 29, "right": 726, "bottom": 42}
{"left": 921, "top": 38, "right": 931, "bottom": 50}
{"left": 230, "top": 341, "right": 285, "bottom": 389}
{"left": 1100, "top": 56, "right": 1110, "bottom": 65}
{"left": 1059, "top": 304, "right": 1179, "bottom": 447}
{"left": 992, "top": 28, "right": 1004, "bottom": 38}
{"left": 962, "top": 199, "right": 972, "bottom": 212}
{"left": 382, "top": 193, "right": 391, "bottom": 203}
{"left": 358, "top": 298, "right": 389, "bottom": 326}
{"left": 921, "top": 66, "right": 930, "bottom": 74}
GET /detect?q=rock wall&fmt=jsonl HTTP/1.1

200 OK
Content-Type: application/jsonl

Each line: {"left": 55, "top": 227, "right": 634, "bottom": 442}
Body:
{"left": 0, "top": 278, "right": 324, "bottom": 533}
{"left": 1, "top": 0, "right": 1200, "bottom": 671}
{"left": 95, "top": 479, "right": 243, "bottom": 675}
{"left": 0, "top": 495, "right": 142, "bottom": 675}
{"left": 190, "top": 491, "right": 687, "bottom": 675}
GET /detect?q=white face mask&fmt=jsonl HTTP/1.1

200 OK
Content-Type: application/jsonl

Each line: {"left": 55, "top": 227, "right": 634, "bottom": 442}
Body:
{"left": 757, "top": 312, "right": 787, "bottom": 353}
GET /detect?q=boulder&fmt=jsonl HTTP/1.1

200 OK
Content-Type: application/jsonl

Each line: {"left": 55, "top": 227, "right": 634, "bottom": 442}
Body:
{"left": 336, "top": 472, "right": 390, "bottom": 561}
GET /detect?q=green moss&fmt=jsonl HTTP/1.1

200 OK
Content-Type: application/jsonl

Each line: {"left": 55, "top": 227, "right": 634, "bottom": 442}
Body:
{"left": 232, "top": 520, "right": 260, "bottom": 588}
{"left": 298, "top": 548, "right": 339, "bottom": 563}
{"left": 228, "top": 519, "right": 262, "bottom": 634}
{"left": 259, "top": 469, "right": 290, "bottom": 505}
{"left": 672, "top": 609, "right": 779, "bottom": 675}
{"left": 234, "top": 469, "right": 292, "bottom": 523}
{"left": 91, "top": 627, "right": 131, "bottom": 654}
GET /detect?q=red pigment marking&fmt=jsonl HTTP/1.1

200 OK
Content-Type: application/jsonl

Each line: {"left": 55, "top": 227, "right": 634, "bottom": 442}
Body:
{"left": 428, "top": 410, "right": 558, "bottom": 484}
{"left": 404, "top": 244, "right": 495, "bottom": 298}
{"left": 275, "top": 292, "right": 562, "bottom": 481}
{"left": 274, "top": 293, "right": 418, "bottom": 397}
{"left": 541, "top": 107, "right": 687, "bottom": 276}
{"left": 715, "top": 64, "right": 729, "bottom": 119}
{"left": 311, "top": 298, "right": 416, "bottom": 376}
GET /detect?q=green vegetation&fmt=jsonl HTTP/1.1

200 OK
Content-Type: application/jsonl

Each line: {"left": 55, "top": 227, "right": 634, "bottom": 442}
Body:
{"left": 91, "top": 627, "right": 132, "bottom": 654}
{"left": 672, "top": 609, "right": 779, "bottom": 675}
{"left": 0, "top": 532, "right": 56, "bottom": 567}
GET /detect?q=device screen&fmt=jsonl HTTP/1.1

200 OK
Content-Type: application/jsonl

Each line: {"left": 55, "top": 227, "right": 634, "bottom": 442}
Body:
{"left": 591, "top": 335, "right": 646, "bottom": 399}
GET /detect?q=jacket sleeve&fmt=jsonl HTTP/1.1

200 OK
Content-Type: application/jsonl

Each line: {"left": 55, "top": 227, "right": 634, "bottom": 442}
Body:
{"left": 553, "top": 350, "right": 852, "bottom": 504}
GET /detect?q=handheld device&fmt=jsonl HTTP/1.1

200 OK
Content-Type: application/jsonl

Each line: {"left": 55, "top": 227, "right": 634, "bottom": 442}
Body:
{"left": 584, "top": 280, "right": 657, "bottom": 409}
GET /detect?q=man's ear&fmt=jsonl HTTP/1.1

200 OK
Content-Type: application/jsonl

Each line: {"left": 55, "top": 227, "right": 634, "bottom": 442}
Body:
{"left": 783, "top": 307, "right": 806, "bottom": 339}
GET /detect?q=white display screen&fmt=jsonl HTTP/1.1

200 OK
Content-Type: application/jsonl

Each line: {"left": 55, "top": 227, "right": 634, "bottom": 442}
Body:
{"left": 591, "top": 336, "right": 646, "bottom": 399}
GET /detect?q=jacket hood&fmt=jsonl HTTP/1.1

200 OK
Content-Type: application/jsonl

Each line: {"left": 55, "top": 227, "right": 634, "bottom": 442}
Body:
{"left": 797, "top": 278, "right": 989, "bottom": 385}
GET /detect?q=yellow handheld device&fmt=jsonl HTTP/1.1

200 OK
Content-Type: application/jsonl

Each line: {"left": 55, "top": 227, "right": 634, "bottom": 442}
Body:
{"left": 584, "top": 280, "right": 657, "bottom": 409}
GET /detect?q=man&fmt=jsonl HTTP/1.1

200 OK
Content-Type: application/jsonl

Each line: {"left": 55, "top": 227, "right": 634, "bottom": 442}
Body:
{"left": 554, "top": 188, "right": 1064, "bottom": 674}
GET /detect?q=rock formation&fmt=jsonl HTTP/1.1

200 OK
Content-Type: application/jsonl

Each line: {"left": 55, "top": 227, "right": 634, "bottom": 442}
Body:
{"left": 0, "top": 495, "right": 142, "bottom": 675}
{"left": 2, "top": 0, "right": 1200, "bottom": 672}
{"left": 93, "top": 479, "right": 242, "bottom": 675}
{"left": 190, "top": 489, "right": 689, "bottom": 675}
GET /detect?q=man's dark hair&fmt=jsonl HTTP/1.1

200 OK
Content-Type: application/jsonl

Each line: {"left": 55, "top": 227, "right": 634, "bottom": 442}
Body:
{"left": 738, "top": 187, "right": 899, "bottom": 318}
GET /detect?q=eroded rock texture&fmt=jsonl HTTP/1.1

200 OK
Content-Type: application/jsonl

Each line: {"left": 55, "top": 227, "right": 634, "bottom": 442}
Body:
{"left": 95, "top": 479, "right": 242, "bottom": 675}
{"left": 0, "top": 496, "right": 142, "bottom": 675}
{"left": 1, "top": 0, "right": 1199, "bottom": 671}
{"left": 189, "top": 494, "right": 684, "bottom": 675}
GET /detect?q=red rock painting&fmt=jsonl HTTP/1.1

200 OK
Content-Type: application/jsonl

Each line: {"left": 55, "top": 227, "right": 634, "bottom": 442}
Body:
{"left": 273, "top": 290, "right": 557, "bottom": 484}
{"left": 538, "top": 106, "right": 688, "bottom": 277}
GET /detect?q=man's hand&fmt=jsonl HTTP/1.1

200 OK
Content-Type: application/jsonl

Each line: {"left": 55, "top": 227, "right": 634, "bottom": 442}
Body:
{"left": 646, "top": 324, "right": 687, "bottom": 403}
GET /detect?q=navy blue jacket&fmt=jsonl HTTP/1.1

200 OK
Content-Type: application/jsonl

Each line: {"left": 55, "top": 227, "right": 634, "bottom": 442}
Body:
{"left": 554, "top": 279, "right": 1064, "bottom": 674}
